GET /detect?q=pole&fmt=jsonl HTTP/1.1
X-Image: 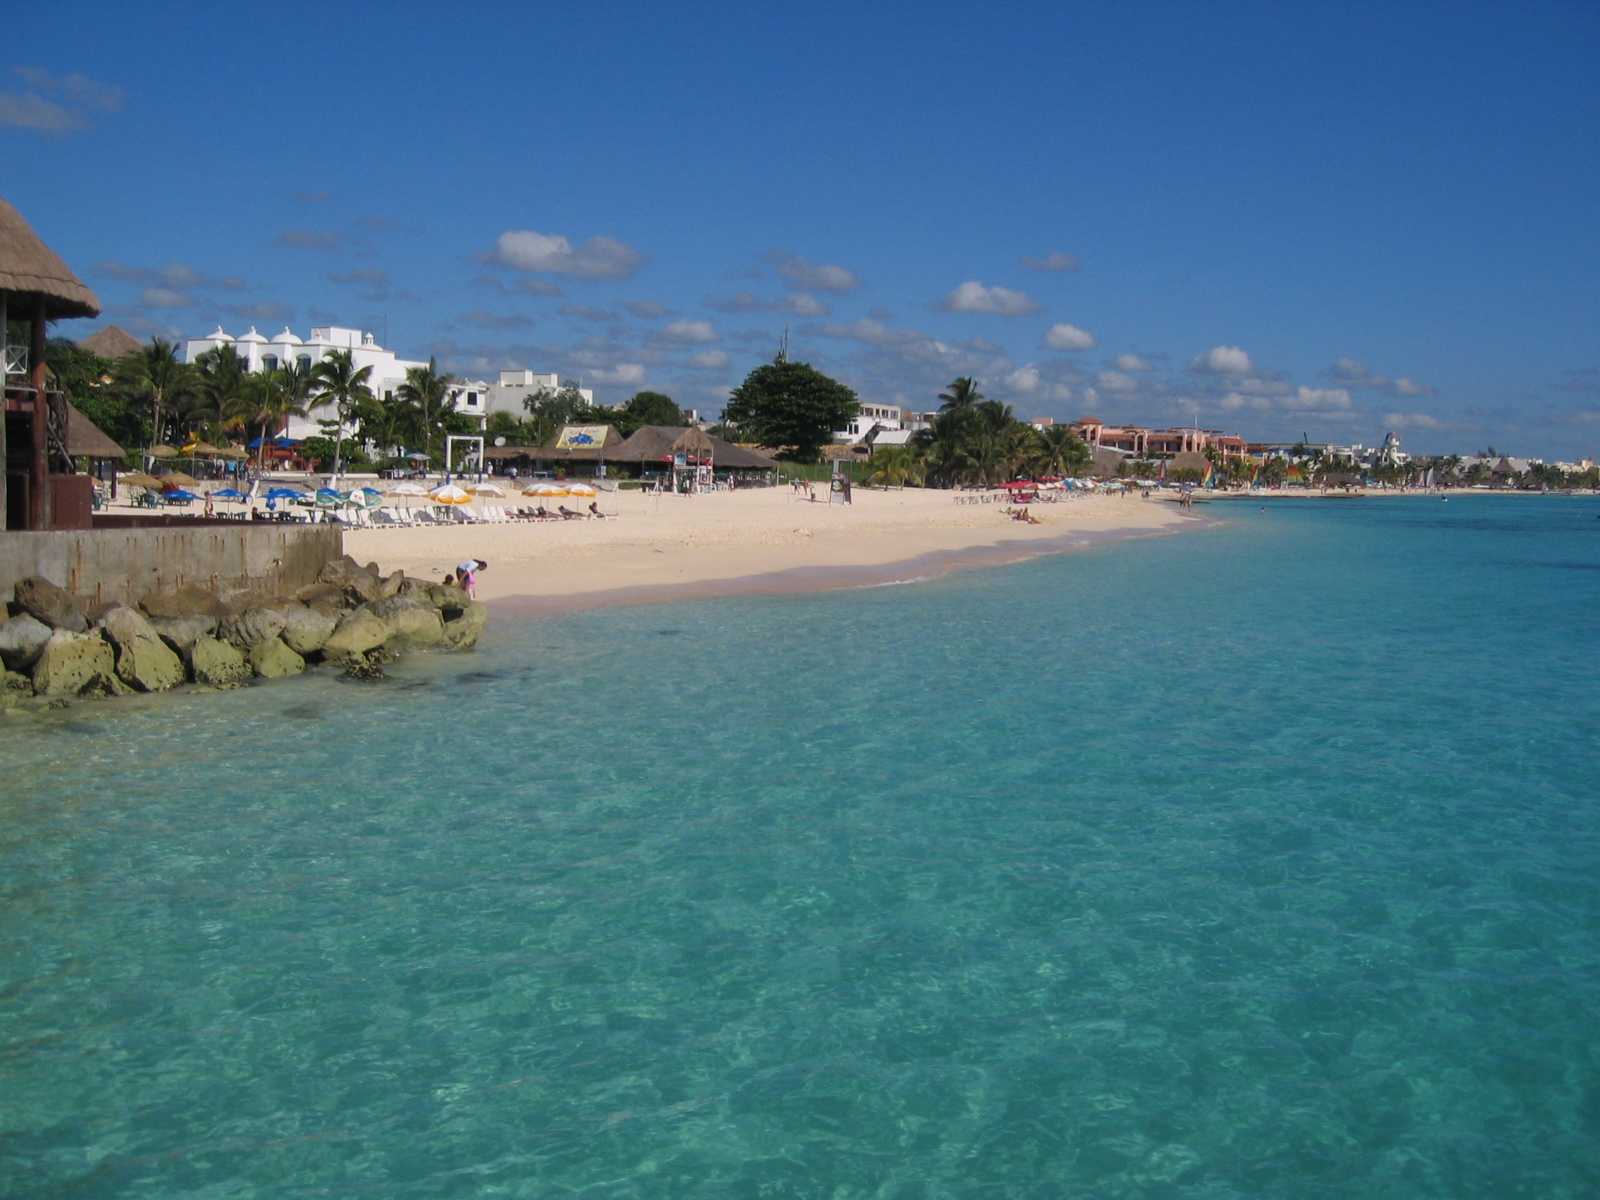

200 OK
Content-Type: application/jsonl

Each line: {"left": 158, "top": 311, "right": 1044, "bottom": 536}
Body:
{"left": 29, "top": 296, "right": 49, "bottom": 530}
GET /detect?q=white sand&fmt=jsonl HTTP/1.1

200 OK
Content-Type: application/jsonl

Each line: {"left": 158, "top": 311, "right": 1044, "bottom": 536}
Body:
{"left": 341, "top": 486, "right": 1196, "bottom": 613}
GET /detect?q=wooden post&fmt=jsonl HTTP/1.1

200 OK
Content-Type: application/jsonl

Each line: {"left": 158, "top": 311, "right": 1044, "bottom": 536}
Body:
{"left": 29, "top": 295, "right": 48, "bottom": 530}
{"left": 0, "top": 290, "right": 7, "bottom": 530}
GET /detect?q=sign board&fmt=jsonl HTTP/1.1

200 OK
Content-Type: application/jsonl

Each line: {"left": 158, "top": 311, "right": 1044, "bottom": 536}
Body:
{"left": 555, "top": 425, "right": 609, "bottom": 449}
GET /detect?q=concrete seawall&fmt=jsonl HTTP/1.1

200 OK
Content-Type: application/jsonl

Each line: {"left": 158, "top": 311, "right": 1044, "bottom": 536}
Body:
{"left": 1, "top": 525, "right": 343, "bottom": 607}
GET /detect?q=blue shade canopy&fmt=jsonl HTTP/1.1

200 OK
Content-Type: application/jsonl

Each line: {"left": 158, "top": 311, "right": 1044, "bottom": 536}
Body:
{"left": 264, "top": 487, "right": 306, "bottom": 500}
{"left": 164, "top": 489, "right": 199, "bottom": 501}
{"left": 211, "top": 488, "right": 247, "bottom": 499}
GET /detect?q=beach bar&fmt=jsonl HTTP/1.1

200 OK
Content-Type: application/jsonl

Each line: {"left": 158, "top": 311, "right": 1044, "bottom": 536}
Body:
{"left": 1, "top": 195, "right": 105, "bottom": 532}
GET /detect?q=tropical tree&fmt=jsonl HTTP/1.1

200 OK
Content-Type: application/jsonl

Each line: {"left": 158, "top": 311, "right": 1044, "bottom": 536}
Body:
{"left": 938, "top": 376, "right": 984, "bottom": 413}
{"left": 310, "top": 349, "right": 376, "bottom": 481}
{"left": 396, "top": 357, "right": 457, "bottom": 462}
{"left": 521, "top": 383, "right": 606, "bottom": 445}
{"left": 189, "top": 344, "right": 252, "bottom": 443}
{"left": 866, "top": 444, "right": 926, "bottom": 487}
{"left": 615, "top": 390, "right": 686, "bottom": 435}
{"left": 114, "top": 338, "right": 195, "bottom": 454}
{"left": 236, "top": 365, "right": 311, "bottom": 472}
{"left": 1028, "top": 425, "right": 1091, "bottom": 478}
{"left": 722, "top": 357, "right": 859, "bottom": 462}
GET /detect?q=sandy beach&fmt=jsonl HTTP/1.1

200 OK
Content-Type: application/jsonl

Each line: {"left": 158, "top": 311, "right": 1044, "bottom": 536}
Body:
{"left": 340, "top": 487, "right": 1196, "bottom": 614}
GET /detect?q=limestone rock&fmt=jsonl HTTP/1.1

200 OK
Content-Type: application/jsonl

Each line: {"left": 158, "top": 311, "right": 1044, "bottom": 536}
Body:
{"left": 249, "top": 636, "right": 305, "bottom": 679}
{"left": 318, "top": 556, "right": 382, "bottom": 606}
{"left": 14, "top": 576, "right": 87, "bottom": 632}
{"left": 146, "top": 614, "right": 216, "bottom": 655}
{"left": 378, "top": 569, "right": 406, "bottom": 599}
{"left": 367, "top": 595, "right": 444, "bottom": 651}
{"left": 439, "top": 601, "right": 488, "bottom": 652}
{"left": 293, "top": 581, "right": 347, "bottom": 612}
{"left": 0, "top": 613, "right": 53, "bottom": 671}
{"left": 139, "top": 583, "right": 233, "bottom": 622}
{"left": 279, "top": 604, "right": 338, "bottom": 655}
{"left": 320, "top": 608, "right": 392, "bottom": 665}
{"left": 220, "top": 606, "right": 288, "bottom": 651}
{"left": 1, "top": 669, "right": 33, "bottom": 709}
{"left": 187, "top": 637, "right": 251, "bottom": 688}
{"left": 31, "top": 629, "right": 116, "bottom": 696}
{"left": 98, "top": 606, "right": 185, "bottom": 692}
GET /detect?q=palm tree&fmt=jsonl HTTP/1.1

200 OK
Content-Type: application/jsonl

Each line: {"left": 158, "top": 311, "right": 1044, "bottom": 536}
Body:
{"left": 1029, "top": 426, "right": 1091, "bottom": 478}
{"left": 867, "top": 444, "right": 926, "bottom": 488}
{"left": 114, "top": 338, "right": 195, "bottom": 457}
{"left": 234, "top": 366, "right": 311, "bottom": 475}
{"left": 938, "top": 376, "right": 984, "bottom": 413}
{"left": 396, "top": 357, "right": 456, "bottom": 463}
{"left": 309, "top": 349, "right": 375, "bottom": 484}
{"left": 190, "top": 344, "right": 252, "bottom": 445}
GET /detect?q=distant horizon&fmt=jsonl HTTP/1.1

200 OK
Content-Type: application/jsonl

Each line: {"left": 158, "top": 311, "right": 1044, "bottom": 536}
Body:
{"left": 6, "top": 2, "right": 1596, "bottom": 458}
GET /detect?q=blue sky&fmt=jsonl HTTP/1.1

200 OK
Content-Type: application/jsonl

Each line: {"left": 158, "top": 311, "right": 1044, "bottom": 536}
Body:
{"left": 4, "top": 2, "right": 1597, "bottom": 456}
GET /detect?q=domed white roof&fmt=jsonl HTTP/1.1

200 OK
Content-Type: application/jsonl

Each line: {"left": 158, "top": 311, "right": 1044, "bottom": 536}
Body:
{"left": 207, "top": 325, "right": 232, "bottom": 341}
{"left": 273, "top": 327, "right": 303, "bottom": 345}
{"left": 236, "top": 326, "right": 268, "bottom": 344}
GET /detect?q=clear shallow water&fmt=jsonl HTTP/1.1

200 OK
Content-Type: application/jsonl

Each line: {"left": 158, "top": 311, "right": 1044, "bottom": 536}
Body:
{"left": 2, "top": 496, "right": 1599, "bottom": 1198}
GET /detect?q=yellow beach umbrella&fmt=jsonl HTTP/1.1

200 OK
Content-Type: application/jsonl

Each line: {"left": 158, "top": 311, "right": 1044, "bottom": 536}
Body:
{"left": 565, "top": 483, "right": 598, "bottom": 498}
{"left": 429, "top": 484, "right": 471, "bottom": 505}
{"left": 524, "top": 483, "right": 568, "bottom": 498}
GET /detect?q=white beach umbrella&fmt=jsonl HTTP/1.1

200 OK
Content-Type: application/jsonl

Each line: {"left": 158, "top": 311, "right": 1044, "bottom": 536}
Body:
{"left": 429, "top": 484, "right": 471, "bottom": 505}
{"left": 388, "top": 481, "right": 428, "bottom": 496}
{"left": 466, "top": 482, "right": 506, "bottom": 496}
{"left": 564, "top": 483, "right": 598, "bottom": 498}
{"left": 524, "top": 483, "right": 569, "bottom": 498}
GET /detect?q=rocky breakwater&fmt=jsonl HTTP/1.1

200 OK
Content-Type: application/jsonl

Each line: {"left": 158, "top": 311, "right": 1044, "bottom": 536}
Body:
{"left": 0, "top": 556, "right": 487, "bottom": 711}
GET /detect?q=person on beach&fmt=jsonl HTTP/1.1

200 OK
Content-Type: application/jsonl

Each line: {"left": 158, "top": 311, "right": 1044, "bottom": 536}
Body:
{"left": 456, "top": 559, "right": 486, "bottom": 599}
{"left": 204, "top": 492, "right": 215, "bottom": 518}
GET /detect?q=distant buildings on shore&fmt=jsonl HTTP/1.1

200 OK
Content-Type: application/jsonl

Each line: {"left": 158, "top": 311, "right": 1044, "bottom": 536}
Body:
{"left": 181, "top": 326, "right": 588, "bottom": 441}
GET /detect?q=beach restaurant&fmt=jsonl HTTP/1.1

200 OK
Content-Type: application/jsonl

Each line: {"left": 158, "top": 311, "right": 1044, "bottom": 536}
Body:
{"left": 486, "top": 424, "right": 778, "bottom": 483}
{"left": 1, "top": 195, "right": 121, "bottom": 531}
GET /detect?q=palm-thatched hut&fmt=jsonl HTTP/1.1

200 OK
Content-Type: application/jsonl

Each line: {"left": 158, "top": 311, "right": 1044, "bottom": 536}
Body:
{"left": 604, "top": 425, "right": 778, "bottom": 487}
{"left": 77, "top": 324, "right": 143, "bottom": 360}
{"left": 1, "top": 194, "right": 103, "bottom": 530}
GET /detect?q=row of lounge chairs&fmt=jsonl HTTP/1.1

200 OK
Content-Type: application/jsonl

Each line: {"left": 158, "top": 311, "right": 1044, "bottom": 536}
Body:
{"left": 371, "top": 505, "right": 609, "bottom": 527}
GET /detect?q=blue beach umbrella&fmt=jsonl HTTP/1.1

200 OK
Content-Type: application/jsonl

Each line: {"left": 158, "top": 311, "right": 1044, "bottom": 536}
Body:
{"left": 264, "top": 487, "right": 305, "bottom": 501}
{"left": 164, "top": 488, "right": 199, "bottom": 501}
{"left": 211, "top": 487, "right": 247, "bottom": 500}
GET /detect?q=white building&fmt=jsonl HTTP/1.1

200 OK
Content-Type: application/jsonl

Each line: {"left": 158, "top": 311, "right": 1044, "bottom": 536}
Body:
{"left": 834, "top": 402, "right": 905, "bottom": 444}
{"left": 483, "top": 369, "right": 596, "bottom": 419}
{"left": 184, "top": 325, "right": 489, "bottom": 439}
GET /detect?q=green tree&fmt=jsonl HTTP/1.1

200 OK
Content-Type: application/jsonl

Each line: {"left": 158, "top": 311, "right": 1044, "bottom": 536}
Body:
{"left": 310, "top": 349, "right": 376, "bottom": 480}
{"left": 45, "top": 339, "right": 143, "bottom": 459}
{"left": 396, "top": 357, "right": 457, "bottom": 461}
{"left": 867, "top": 444, "right": 926, "bottom": 487}
{"left": 722, "top": 357, "right": 859, "bottom": 462}
{"left": 1028, "top": 425, "right": 1091, "bottom": 477}
{"left": 114, "top": 338, "right": 195, "bottom": 453}
{"left": 615, "top": 390, "right": 686, "bottom": 435}
{"left": 938, "top": 376, "right": 984, "bottom": 413}
{"left": 190, "top": 344, "right": 252, "bottom": 443}
{"left": 236, "top": 365, "right": 311, "bottom": 471}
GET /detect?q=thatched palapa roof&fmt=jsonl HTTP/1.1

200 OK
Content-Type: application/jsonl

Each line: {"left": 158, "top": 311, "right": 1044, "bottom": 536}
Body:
{"left": 0, "top": 196, "right": 100, "bottom": 320}
{"left": 66, "top": 401, "right": 124, "bottom": 459}
{"left": 604, "top": 425, "right": 777, "bottom": 469}
{"left": 77, "top": 324, "right": 143, "bottom": 359}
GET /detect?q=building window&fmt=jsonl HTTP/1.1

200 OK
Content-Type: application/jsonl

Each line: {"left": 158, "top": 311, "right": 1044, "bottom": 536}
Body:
{"left": 261, "top": 355, "right": 278, "bottom": 372}
{"left": 296, "top": 355, "right": 312, "bottom": 372}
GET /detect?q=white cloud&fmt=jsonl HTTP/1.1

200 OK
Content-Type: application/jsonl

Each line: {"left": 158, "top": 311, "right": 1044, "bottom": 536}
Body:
{"left": 659, "top": 319, "right": 718, "bottom": 344}
{"left": 1285, "top": 386, "right": 1352, "bottom": 411}
{"left": 1325, "top": 356, "right": 1437, "bottom": 397}
{"left": 935, "top": 281, "right": 1042, "bottom": 316}
{"left": 484, "top": 231, "right": 648, "bottom": 280}
{"left": 0, "top": 68, "right": 123, "bottom": 138}
{"left": 705, "top": 291, "right": 829, "bottom": 316}
{"left": 623, "top": 300, "right": 671, "bottom": 318}
{"left": 139, "top": 287, "right": 195, "bottom": 308}
{"left": 1188, "top": 345, "right": 1257, "bottom": 376}
{"left": 1042, "top": 323, "right": 1096, "bottom": 351}
{"left": 99, "top": 261, "right": 246, "bottom": 291}
{"left": 458, "top": 311, "right": 535, "bottom": 329}
{"left": 1382, "top": 411, "right": 1446, "bottom": 429}
{"left": 1110, "top": 353, "right": 1154, "bottom": 372}
{"left": 763, "top": 250, "right": 861, "bottom": 294}
{"left": 1019, "top": 252, "right": 1081, "bottom": 273}
{"left": 590, "top": 363, "right": 648, "bottom": 385}
{"left": 1005, "top": 366, "right": 1041, "bottom": 392}
{"left": 1096, "top": 371, "right": 1138, "bottom": 393}
{"left": 687, "top": 350, "right": 730, "bottom": 370}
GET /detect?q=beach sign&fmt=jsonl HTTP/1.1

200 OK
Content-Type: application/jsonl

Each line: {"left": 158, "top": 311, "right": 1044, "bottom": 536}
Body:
{"left": 556, "top": 425, "right": 608, "bottom": 449}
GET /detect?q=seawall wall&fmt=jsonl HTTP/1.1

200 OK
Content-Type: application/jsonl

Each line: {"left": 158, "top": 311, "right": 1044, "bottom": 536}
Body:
{"left": 0, "top": 525, "right": 343, "bottom": 607}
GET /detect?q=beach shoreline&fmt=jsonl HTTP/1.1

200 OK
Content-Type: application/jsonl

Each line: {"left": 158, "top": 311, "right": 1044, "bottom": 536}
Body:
{"left": 343, "top": 487, "right": 1200, "bottom": 616}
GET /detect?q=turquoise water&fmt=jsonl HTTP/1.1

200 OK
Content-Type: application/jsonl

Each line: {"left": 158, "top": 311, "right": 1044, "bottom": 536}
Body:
{"left": 3, "top": 496, "right": 1599, "bottom": 1197}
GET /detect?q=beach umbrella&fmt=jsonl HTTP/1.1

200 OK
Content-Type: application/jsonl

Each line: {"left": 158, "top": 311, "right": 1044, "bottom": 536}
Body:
{"left": 466, "top": 482, "right": 505, "bottom": 496}
{"left": 148, "top": 444, "right": 179, "bottom": 459}
{"left": 524, "top": 483, "right": 568, "bottom": 498}
{"left": 406, "top": 451, "right": 431, "bottom": 462}
{"left": 164, "top": 488, "right": 199, "bottom": 501}
{"left": 565, "top": 483, "right": 598, "bottom": 497}
{"left": 429, "top": 484, "right": 471, "bottom": 504}
{"left": 161, "top": 471, "right": 200, "bottom": 487}
{"left": 315, "top": 488, "right": 345, "bottom": 507}
{"left": 387, "top": 482, "right": 428, "bottom": 496}
{"left": 191, "top": 441, "right": 222, "bottom": 456}
{"left": 264, "top": 487, "right": 305, "bottom": 501}
{"left": 121, "top": 471, "right": 163, "bottom": 489}
{"left": 211, "top": 487, "right": 247, "bottom": 500}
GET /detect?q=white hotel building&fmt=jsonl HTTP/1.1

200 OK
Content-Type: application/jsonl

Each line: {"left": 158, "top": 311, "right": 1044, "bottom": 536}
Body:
{"left": 183, "top": 325, "right": 493, "bottom": 441}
